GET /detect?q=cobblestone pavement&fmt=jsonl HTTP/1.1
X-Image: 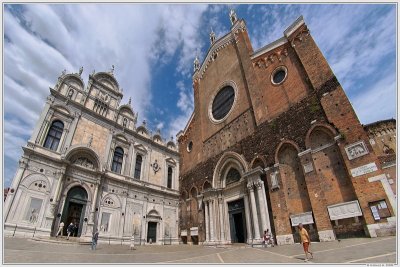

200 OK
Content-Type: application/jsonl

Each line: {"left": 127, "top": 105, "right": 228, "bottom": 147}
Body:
{"left": 4, "top": 236, "right": 397, "bottom": 264}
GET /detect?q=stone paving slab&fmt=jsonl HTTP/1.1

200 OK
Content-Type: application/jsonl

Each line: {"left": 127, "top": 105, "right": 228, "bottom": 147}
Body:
{"left": 4, "top": 236, "right": 398, "bottom": 264}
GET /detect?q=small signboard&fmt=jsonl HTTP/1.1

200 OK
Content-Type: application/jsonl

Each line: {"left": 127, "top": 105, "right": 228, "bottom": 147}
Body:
{"left": 350, "top": 162, "right": 378, "bottom": 177}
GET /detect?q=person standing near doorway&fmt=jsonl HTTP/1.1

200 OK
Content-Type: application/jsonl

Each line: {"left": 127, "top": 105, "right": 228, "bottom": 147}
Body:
{"left": 56, "top": 221, "right": 64, "bottom": 238}
{"left": 298, "top": 223, "right": 313, "bottom": 261}
{"left": 91, "top": 229, "right": 99, "bottom": 250}
{"left": 66, "top": 222, "right": 74, "bottom": 240}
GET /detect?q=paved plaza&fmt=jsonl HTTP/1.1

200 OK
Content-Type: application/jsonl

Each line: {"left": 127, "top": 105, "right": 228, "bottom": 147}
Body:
{"left": 4, "top": 236, "right": 398, "bottom": 264}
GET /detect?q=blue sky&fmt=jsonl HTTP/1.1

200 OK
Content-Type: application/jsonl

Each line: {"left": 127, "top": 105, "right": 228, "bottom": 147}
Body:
{"left": 3, "top": 4, "right": 397, "bottom": 187}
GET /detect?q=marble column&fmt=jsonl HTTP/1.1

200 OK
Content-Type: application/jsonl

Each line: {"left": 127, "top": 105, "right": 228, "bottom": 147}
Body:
{"left": 89, "top": 182, "right": 100, "bottom": 224}
{"left": 244, "top": 194, "right": 252, "bottom": 243}
{"left": 256, "top": 180, "right": 270, "bottom": 232}
{"left": 54, "top": 169, "right": 66, "bottom": 202}
{"left": 209, "top": 200, "right": 215, "bottom": 242}
{"left": 218, "top": 197, "right": 225, "bottom": 242}
{"left": 204, "top": 201, "right": 210, "bottom": 242}
{"left": 248, "top": 183, "right": 261, "bottom": 240}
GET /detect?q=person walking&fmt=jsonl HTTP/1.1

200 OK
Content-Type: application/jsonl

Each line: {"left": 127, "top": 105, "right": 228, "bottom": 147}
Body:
{"left": 298, "top": 223, "right": 313, "bottom": 262}
{"left": 56, "top": 221, "right": 64, "bottom": 238}
{"left": 66, "top": 222, "right": 74, "bottom": 240}
{"left": 91, "top": 229, "right": 99, "bottom": 250}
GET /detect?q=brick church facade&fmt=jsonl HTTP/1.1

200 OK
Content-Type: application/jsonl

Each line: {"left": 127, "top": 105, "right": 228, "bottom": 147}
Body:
{"left": 177, "top": 11, "right": 396, "bottom": 245}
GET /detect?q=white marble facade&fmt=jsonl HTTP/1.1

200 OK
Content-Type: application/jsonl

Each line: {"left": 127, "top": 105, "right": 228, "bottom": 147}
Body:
{"left": 199, "top": 152, "right": 272, "bottom": 245}
{"left": 4, "top": 69, "right": 180, "bottom": 245}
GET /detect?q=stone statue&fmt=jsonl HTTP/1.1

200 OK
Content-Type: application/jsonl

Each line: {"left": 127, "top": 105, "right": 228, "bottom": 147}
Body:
{"left": 79, "top": 66, "right": 83, "bottom": 76}
{"left": 88, "top": 134, "right": 93, "bottom": 147}
{"left": 111, "top": 65, "right": 115, "bottom": 74}
{"left": 62, "top": 69, "right": 66, "bottom": 76}
{"left": 29, "top": 208, "right": 38, "bottom": 223}
{"left": 229, "top": 9, "right": 238, "bottom": 25}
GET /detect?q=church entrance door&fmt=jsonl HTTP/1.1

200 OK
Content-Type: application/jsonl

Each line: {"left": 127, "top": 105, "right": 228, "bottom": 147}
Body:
{"left": 147, "top": 222, "right": 157, "bottom": 243}
{"left": 228, "top": 198, "right": 246, "bottom": 243}
{"left": 61, "top": 186, "right": 88, "bottom": 237}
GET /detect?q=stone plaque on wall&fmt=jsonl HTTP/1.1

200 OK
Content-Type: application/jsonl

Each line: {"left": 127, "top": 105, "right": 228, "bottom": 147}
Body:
{"left": 303, "top": 163, "right": 314, "bottom": 173}
{"left": 181, "top": 230, "right": 187, "bottom": 236}
{"left": 327, "top": 200, "right": 362, "bottom": 220}
{"left": 290, "top": 212, "right": 314, "bottom": 226}
{"left": 350, "top": 162, "right": 378, "bottom": 177}
{"left": 345, "top": 141, "right": 369, "bottom": 160}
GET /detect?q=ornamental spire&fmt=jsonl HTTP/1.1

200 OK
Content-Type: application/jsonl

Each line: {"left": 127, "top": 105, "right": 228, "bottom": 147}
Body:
{"left": 210, "top": 28, "right": 216, "bottom": 44}
{"left": 193, "top": 55, "right": 200, "bottom": 72}
{"left": 128, "top": 97, "right": 132, "bottom": 106}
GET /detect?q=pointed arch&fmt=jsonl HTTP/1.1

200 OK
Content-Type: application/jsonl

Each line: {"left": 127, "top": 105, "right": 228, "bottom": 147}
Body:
{"left": 274, "top": 140, "right": 301, "bottom": 164}
{"left": 250, "top": 155, "right": 267, "bottom": 169}
{"left": 305, "top": 123, "right": 338, "bottom": 149}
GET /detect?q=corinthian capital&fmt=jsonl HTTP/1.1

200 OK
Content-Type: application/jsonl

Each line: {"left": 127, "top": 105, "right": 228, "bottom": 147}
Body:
{"left": 247, "top": 182, "right": 254, "bottom": 190}
{"left": 254, "top": 180, "right": 264, "bottom": 189}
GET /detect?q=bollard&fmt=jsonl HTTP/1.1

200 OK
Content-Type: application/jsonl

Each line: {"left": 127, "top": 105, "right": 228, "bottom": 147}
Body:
{"left": 13, "top": 224, "right": 17, "bottom": 237}
{"left": 32, "top": 227, "right": 37, "bottom": 238}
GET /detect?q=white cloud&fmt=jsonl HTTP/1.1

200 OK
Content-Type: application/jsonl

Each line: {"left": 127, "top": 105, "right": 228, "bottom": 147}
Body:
{"left": 352, "top": 75, "right": 396, "bottom": 125}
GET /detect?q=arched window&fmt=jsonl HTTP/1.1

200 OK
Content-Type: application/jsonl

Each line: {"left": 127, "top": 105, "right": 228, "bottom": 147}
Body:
{"left": 134, "top": 154, "right": 143, "bottom": 179}
{"left": 167, "top": 167, "right": 173, "bottom": 189}
{"left": 44, "top": 120, "right": 64, "bottom": 151}
{"left": 226, "top": 168, "right": 241, "bottom": 185}
{"left": 111, "top": 147, "right": 124, "bottom": 174}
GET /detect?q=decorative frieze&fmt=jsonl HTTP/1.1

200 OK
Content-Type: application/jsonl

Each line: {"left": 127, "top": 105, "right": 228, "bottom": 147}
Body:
{"left": 345, "top": 141, "right": 369, "bottom": 160}
{"left": 327, "top": 200, "right": 362, "bottom": 220}
{"left": 290, "top": 211, "right": 314, "bottom": 226}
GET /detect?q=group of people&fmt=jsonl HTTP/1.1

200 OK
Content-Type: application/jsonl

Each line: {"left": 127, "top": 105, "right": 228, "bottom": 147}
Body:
{"left": 56, "top": 221, "right": 79, "bottom": 239}
{"left": 55, "top": 220, "right": 99, "bottom": 250}
{"left": 262, "top": 224, "right": 313, "bottom": 262}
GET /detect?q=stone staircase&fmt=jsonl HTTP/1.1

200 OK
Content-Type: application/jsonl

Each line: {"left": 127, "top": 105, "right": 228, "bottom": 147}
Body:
{"left": 31, "top": 236, "right": 91, "bottom": 245}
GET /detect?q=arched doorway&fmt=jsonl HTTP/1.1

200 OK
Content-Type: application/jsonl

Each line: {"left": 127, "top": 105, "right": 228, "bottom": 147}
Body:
{"left": 61, "top": 186, "right": 88, "bottom": 236}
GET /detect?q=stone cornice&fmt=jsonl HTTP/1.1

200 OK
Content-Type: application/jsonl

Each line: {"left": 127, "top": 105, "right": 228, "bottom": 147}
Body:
{"left": 284, "top": 15, "right": 305, "bottom": 38}
{"left": 251, "top": 37, "right": 288, "bottom": 60}
{"left": 105, "top": 171, "right": 179, "bottom": 198}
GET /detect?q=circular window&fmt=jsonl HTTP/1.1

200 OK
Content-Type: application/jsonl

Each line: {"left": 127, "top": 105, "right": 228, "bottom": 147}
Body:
{"left": 271, "top": 66, "right": 288, "bottom": 85}
{"left": 187, "top": 141, "right": 193, "bottom": 152}
{"left": 211, "top": 85, "right": 235, "bottom": 121}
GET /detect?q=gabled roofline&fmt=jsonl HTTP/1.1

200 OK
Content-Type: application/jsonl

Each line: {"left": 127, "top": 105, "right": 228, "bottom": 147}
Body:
{"left": 177, "top": 112, "right": 194, "bottom": 139}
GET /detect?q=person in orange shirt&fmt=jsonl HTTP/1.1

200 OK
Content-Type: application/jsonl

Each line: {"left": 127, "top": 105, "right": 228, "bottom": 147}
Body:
{"left": 298, "top": 223, "right": 313, "bottom": 261}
